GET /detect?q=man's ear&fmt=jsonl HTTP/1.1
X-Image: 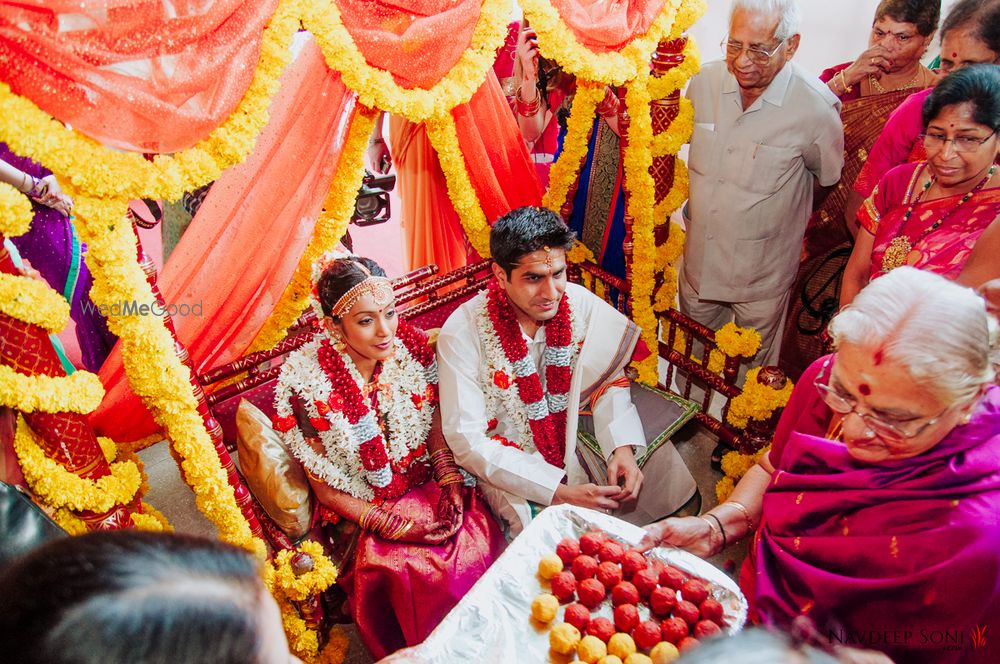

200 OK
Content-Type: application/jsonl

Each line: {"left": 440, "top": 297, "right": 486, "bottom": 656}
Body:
{"left": 784, "top": 33, "right": 800, "bottom": 60}
{"left": 491, "top": 261, "right": 508, "bottom": 287}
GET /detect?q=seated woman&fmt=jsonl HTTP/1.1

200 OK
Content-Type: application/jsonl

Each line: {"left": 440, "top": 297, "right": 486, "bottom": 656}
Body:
{"left": 642, "top": 267, "right": 999, "bottom": 663}
{"left": 271, "top": 255, "right": 505, "bottom": 659}
{"left": 841, "top": 64, "right": 1000, "bottom": 307}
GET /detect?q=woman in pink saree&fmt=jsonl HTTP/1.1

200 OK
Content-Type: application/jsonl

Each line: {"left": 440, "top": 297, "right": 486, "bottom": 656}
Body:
{"left": 271, "top": 255, "right": 505, "bottom": 659}
{"left": 642, "top": 267, "right": 1000, "bottom": 663}
{"left": 841, "top": 64, "right": 1000, "bottom": 307}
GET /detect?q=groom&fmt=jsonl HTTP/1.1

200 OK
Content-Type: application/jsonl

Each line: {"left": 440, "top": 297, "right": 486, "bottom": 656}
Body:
{"left": 436, "top": 206, "right": 697, "bottom": 536}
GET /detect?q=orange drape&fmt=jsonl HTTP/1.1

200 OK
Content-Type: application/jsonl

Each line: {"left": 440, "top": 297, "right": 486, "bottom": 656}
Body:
{"left": 547, "top": 0, "right": 667, "bottom": 53}
{"left": 393, "top": 72, "right": 544, "bottom": 274}
{"left": 335, "top": 0, "right": 482, "bottom": 89}
{"left": 0, "top": 0, "right": 278, "bottom": 152}
{"left": 90, "top": 37, "right": 356, "bottom": 442}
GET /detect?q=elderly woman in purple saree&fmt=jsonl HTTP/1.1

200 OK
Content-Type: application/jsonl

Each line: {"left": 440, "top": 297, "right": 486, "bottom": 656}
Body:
{"left": 642, "top": 267, "right": 999, "bottom": 664}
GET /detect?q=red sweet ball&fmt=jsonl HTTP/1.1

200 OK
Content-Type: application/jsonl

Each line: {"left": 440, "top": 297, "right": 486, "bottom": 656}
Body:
{"left": 614, "top": 603, "right": 640, "bottom": 633}
{"left": 611, "top": 581, "right": 640, "bottom": 607}
{"left": 694, "top": 620, "right": 722, "bottom": 639}
{"left": 556, "top": 538, "right": 581, "bottom": 565}
{"left": 699, "top": 598, "right": 725, "bottom": 624}
{"left": 674, "top": 599, "right": 701, "bottom": 626}
{"left": 632, "top": 620, "right": 662, "bottom": 651}
{"left": 678, "top": 636, "right": 701, "bottom": 652}
{"left": 680, "top": 579, "right": 709, "bottom": 606}
{"left": 660, "top": 616, "right": 689, "bottom": 644}
{"left": 649, "top": 586, "right": 678, "bottom": 616}
{"left": 588, "top": 616, "right": 616, "bottom": 643}
{"left": 572, "top": 554, "right": 599, "bottom": 581}
{"left": 579, "top": 531, "right": 607, "bottom": 556}
{"left": 596, "top": 561, "right": 624, "bottom": 589}
{"left": 632, "top": 568, "right": 659, "bottom": 598}
{"left": 564, "top": 603, "right": 591, "bottom": 632}
{"left": 658, "top": 566, "right": 688, "bottom": 590}
{"left": 551, "top": 571, "right": 578, "bottom": 602}
{"left": 578, "top": 578, "right": 607, "bottom": 609}
{"left": 621, "top": 550, "right": 649, "bottom": 579}
{"left": 598, "top": 540, "right": 625, "bottom": 564}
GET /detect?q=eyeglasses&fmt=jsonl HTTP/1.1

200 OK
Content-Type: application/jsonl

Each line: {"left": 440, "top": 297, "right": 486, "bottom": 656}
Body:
{"left": 721, "top": 38, "right": 785, "bottom": 65}
{"left": 813, "top": 356, "right": 949, "bottom": 440}
{"left": 871, "top": 26, "right": 917, "bottom": 45}
{"left": 920, "top": 131, "right": 996, "bottom": 153}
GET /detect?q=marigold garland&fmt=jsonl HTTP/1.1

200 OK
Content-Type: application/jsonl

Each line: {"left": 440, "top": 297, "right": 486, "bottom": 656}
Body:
{"left": 0, "top": 365, "right": 104, "bottom": 414}
{"left": 715, "top": 444, "right": 770, "bottom": 502}
{"left": 622, "top": 73, "right": 659, "bottom": 384}
{"left": 714, "top": 322, "right": 762, "bottom": 360}
{"left": 0, "top": 273, "right": 70, "bottom": 333}
{"left": 13, "top": 418, "right": 141, "bottom": 513}
{"left": 0, "top": 181, "right": 33, "bottom": 237}
{"left": 72, "top": 196, "right": 264, "bottom": 558}
{"left": 425, "top": 115, "right": 491, "bottom": 259}
{"left": 726, "top": 368, "right": 794, "bottom": 430}
{"left": 543, "top": 80, "right": 606, "bottom": 214}
{"left": 0, "top": 0, "right": 298, "bottom": 202}
{"left": 651, "top": 97, "right": 694, "bottom": 158}
{"left": 303, "top": 0, "right": 509, "bottom": 122}
{"left": 521, "top": 0, "right": 682, "bottom": 85}
{"left": 249, "top": 104, "right": 378, "bottom": 353}
{"left": 669, "top": 0, "right": 707, "bottom": 37}
{"left": 269, "top": 540, "right": 339, "bottom": 602}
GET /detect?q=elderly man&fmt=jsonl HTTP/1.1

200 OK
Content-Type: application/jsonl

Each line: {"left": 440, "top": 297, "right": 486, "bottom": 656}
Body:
{"left": 681, "top": 0, "right": 844, "bottom": 367}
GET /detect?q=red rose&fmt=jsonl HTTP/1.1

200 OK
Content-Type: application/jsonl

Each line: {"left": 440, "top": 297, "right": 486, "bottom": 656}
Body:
{"left": 487, "top": 418, "right": 498, "bottom": 431}
{"left": 315, "top": 400, "right": 331, "bottom": 416}
{"left": 410, "top": 393, "right": 423, "bottom": 409}
{"left": 328, "top": 392, "right": 345, "bottom": 412}
{"left": 271, "top": 415, "right": 296, "bottom": 433}
{"left": 492, "top": 371, "right": 511, "bottom": 389}
{"left": 309, "top": 416, "right": 330, "bottom": 432}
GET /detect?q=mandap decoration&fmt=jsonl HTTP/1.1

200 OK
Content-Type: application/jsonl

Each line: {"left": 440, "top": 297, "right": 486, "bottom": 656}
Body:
{"left": 0, "top": 0, "right": 707, "bottom": 659}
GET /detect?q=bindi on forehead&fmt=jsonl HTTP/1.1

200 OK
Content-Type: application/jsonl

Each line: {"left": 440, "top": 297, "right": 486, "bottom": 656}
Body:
{"left": 858, "top": 384, "right": 871, "bottom": 396}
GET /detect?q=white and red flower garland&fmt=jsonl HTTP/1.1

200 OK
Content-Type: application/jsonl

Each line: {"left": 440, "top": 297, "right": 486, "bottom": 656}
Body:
{"left": 478, "top": 280, "right": 578, "bottom": 468}
{"left": 272, "top": 320, "right": 437, "bottom": 503}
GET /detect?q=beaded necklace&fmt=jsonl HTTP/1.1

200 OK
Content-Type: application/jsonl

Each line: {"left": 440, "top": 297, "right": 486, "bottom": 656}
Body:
{"left": 880, "top": 164, "right": 996, "bottom": 273}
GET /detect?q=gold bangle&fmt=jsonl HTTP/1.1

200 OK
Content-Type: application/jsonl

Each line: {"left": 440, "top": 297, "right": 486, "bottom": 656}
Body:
{"left": 722, "top": 500, "right": 755, "bottom": 533}
{"left": 837, "top": 70, "right": 853, "bottom": 94}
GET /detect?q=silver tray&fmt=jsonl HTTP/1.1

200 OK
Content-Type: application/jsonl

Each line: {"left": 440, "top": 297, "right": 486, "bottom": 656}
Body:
{"left": 383, "top": 504, "right": 747, "bottom": 663}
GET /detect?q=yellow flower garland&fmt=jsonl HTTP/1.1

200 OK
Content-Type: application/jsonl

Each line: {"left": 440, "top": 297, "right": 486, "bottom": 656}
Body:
{"left": 0, "top": 273, "right": 70, "bottom": 333}
{"left": 425, "top": 115, "right": 492, "bottom": 259}
{"left": 542, "top": 80, "right": 605, "bottom": 214}
{"left": 269, "top": 540, "right": 339, "bottom": 602}
{"left": 0, "top": 181, "right": 33, "bottom": 238}
{"left": 521, "top": 0, "right": 682, "bottom": 85}
{"left": 647, "top": 38, "right": 701, "bottom": 101}
{"left": 715, "top": 444, "right": 770, "bottom": 502}
{"left": 303, "top": 0, "right": 509, "bottom": 122}
{"left": 669, "top": 0, "right": 707, "bottom": 37}
{"left": 13, "top": 418, "right": 141, "bottom": 513}
{"left": 714, "top": 322, "right": 762, "bottom": 360}
{"left": 726, "top": 367, "right": 794, "bottom": 430}
{"left": 0, "top": 0, "right": 298, "bottom": 202}
{"left": 249, "top": 104, "right": 378, "bottom": 353}
{"left": 72, "top": 196, "right": 264, "bottom": 558}
{"left": 0, "top": 365, "right": 104, "bottom": 414}
{"left": 622, "top": 74, "right": 659, "bottom": 384}
{"left": 651, "top": 97, "right": 694, "bottom": 158}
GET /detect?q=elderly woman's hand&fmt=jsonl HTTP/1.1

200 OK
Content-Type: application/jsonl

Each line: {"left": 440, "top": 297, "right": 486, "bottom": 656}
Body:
{"left": 842, "top": 43, "right": 895, "bottom": 89}
{"left": 638, "top": 516, "right": 718, "bottom": 558}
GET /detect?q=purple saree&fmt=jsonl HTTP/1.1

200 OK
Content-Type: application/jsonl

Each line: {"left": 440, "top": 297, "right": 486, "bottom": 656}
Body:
{"left": 746, "top": 358, "right": 1000, "bottom": 663}
{"left": 1, "top": 143, "right": 116, "bottom": 371}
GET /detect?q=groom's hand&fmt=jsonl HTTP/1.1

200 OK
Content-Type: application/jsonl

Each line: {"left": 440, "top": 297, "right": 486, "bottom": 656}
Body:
{"left": 553, "top": 483, "right": 621, "bottom": 512}
{"left": 607, "top": 446, "right": 643, "bottom": 502}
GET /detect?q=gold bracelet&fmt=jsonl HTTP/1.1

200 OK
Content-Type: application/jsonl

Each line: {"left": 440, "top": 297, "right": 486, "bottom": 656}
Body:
{"left": 722, "top": 500, "right": 755, "bottom": 533}
{"left": 837, "top": 70, "right": 853, "bottom": 94}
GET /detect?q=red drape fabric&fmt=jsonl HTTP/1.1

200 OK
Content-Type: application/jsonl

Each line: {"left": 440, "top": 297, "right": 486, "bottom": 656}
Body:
{"left": 91, "top": 37, "right": 355, "bottom": 442}
{"left": 548, "top": 0, "right": 668, "bottom": 53}
{"left": 0, "top": 0, "right": 278, "bottom": 152}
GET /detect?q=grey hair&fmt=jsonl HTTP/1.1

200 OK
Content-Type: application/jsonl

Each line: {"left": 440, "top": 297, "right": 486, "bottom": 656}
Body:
{"left": 828, "top": 267, "right": 998, "bottom": 404}
{"left": 730, "top": 0, "right": 802, "bottom": 41}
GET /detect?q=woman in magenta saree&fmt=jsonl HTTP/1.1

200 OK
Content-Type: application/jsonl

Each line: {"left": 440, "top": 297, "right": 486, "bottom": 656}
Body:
{"left": 272, "top": 255, "right": 504, "bottom": 659}
{"left": 641, "top": 266, "right": 1000, "bottom": 663}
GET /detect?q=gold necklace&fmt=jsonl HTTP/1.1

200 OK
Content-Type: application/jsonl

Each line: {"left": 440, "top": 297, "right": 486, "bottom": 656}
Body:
{"left": 869, "top": 68, "right": 922, "bottom": 94}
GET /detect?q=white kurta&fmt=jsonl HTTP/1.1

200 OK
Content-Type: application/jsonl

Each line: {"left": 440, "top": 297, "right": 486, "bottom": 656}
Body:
{"left": 437, "top": 283, "right": 645, "bottom": 534}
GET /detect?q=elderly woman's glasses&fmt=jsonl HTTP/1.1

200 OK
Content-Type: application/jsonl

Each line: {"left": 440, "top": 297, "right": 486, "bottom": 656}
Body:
{"left": 813, "top": 357, "right": 948, "bottom": 440}
{"left": 920, "top": 131, "right": 996, "bottom": 153}
{"left": 721, "top": 38, "right": 784, "bottom": 65}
